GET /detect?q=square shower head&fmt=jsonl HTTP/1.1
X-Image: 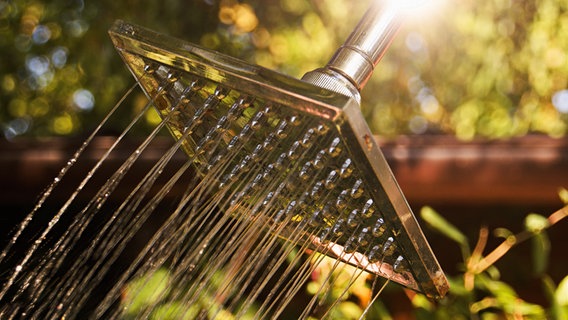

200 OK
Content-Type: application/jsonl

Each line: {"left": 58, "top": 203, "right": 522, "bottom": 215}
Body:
{"left": 109, "top": 20, "right": 448, "bottom": 299}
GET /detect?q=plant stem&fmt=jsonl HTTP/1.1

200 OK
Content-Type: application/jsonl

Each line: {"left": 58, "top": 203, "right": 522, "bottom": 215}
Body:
{"left": 472, "top": 205, "right": 568, "bottom": 274}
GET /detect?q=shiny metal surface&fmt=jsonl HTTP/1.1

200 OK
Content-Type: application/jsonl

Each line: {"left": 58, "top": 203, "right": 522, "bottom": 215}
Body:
{"left": 110, "top": 14, "right": 448, "bottom": 299}
{"left": 303, "top": 1, "right": 402, "bottom": 94}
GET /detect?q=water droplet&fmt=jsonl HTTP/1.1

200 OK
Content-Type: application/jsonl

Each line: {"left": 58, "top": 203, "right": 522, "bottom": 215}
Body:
{"left": 300, "top": 128, "right": 316, "bottom": 148}
{"left": 357, "top": 227, "right": 371, "bottom": 247}
{"left": 276, "top": 121, "right": 289, "bottom": 139}
{"left": 327, "top": 137, "right": 342, "bottom": 157}
{"left": 309, "top": 209, "right": 324, "bottom": 227}
{"left": 250, "top": 111, "right": 266, "bottom": 130}
{"left": 227, "top": 103, "right": 243, "bottom": 121}
{"left": 144, "top": 62, "right": 157, "bottom": 73}
{"left": 372, "top": 217, "right": 386, "bottom": 237}
{"left": 289, "top": 115, "right": 301, "bottom": 126}
{"left": 299, "top": 162, "right": 314, "bottom": 181}
{"left": 167, "top": 71, "right": 179, "bottom": 82}
{"left": 251, "top": 144, "right": 264, "bottom": 162}
{"left": 332, "top": 219, "right": 345, "bottom": 236}
{"left": 321, "top": 204, "right": 336, "bottom": 219}
{"left": 285, "top": 200, "right": 298, "bottom": 216}
{"left": 214, "top": 86, "right": 230, "bottom": 99}
{"left": 368, "top": 245, "right": 382, "bottom": 263}
{"left": 274, "top": 153, "right": 288, "bottom": 170}
{"left": 262, "top": 163, "right": 276, "bottom": 181}
{"left": 316, "top": 124, "right": 330, "bottom": 135}
{"left": 362, "top": 199, "right": 375, "bottom": 218}
{"left": 298, "top": 193, "right": 311, "bottom": 209}
{"left": 288, "top": 141, "right": 303, "bottom": 160}
{"left": 340, "top": 158, "right": 353, "bottom": 178}
{"left": 262, "top": 192, "right": 275, "bottom": 207}
{"left": 262, "top": 133, "right": 276, "bottom": 151}
{"left": 215, "top": 115, "right": 229, "bottom": 132}
{"left": 238, "top": 155, "right": 252, "bottom": 173}
{"left": 347, "top": 209, "right": 359, "bottom": 228}
{"left": 274, "top": 209, "right": 286, "bottom": 223}
{"left": 393, "top": 255, "right": 406, "bottom": 272}
{"left": 344, "top": 239, "right": 357, "bottom": 253}
{"left": 312, "top": 150, "right": 327, "bottom": 169}
{"left": 351, "top": 179, "right": 364, "bottom": 199}
{"left": 319, "top": 228, "right": 331, "bottom": 244}
{"left": 335, "top": 190, "right": 349, "bottom": 209}
{"left": 310, "top": 181, "right": 324, "bottom": 200}
{"left": 240, "top": 95, "right": 255, "bottom": 108}
{"left": 250, "top": 173, "right": 264, "bottom": 191}
{"left": 382, "top": 237, "right": 396, "bottom": 256}
{"left": 239, "top": 124, "right": 253, "bottom": 139}
{"left": 324, "top": 170, "right": 339, "bottom": 189}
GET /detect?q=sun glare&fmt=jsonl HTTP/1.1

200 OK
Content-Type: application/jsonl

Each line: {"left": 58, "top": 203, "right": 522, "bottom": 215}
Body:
{"left": 385, "top": 0, "right": 447, "bottom": 17}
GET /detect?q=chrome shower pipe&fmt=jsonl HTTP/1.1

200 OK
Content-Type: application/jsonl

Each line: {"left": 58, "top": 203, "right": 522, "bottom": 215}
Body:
{"left": 303, "top": 1, "right": 403, "bottom": 100}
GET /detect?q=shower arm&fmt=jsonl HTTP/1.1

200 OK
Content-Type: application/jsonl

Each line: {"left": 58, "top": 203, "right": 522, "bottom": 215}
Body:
{"left": 302, "top": 1, "right": 403, "bottom": 100}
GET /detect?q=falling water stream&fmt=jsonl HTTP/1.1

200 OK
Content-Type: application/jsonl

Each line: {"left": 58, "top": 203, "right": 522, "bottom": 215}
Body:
{"left": 0, "top": 67, "right": 405, "bottom": 319}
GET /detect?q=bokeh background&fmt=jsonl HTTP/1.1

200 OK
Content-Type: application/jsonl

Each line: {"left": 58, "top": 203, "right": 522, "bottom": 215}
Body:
{"left": 1, "top": 0, "right": 567, "bottom": 140}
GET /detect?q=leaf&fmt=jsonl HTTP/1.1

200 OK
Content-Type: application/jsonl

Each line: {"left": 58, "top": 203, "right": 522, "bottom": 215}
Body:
{"left": 523, "top": 214, "right": 551, "bottom": 275}
{"left": 445, "top": 275, "right": 469, "bottom": 297}
{"left": 150, "top": 302, "right": 201, "bottom": 320}
{"left": 337, "top": 301, "right": 364, "bottom": 319}
{"left": 411, "top": 293, "right": 435, "bottom": 311}
{"left": 559, "top": 188, "right": 568, "bottom": 205}
{"left": 486, "top": 265, "right": 501, "bottom": 281}
{"left": 525, "top": 213, "right": 550, "bottom": 234}
{"left": 557, "top": 275, "right": 568, "bottom": 306}
{"left": 123, "top": 268, "right": 171, "bottom": 316}
{"left": 478, "top": 275, "right": 545, "bottom": 317}
{"left": 420, "top": 206, "right": 469, "bottom": 249}
{"left": 477, "top": 274, "right": 517, "bottom": 299}
{"left": 366, "top": 300, "right": 393, "bottom": 320}
{"left": 530, "top": 232, "right": 550, "bottom": 276}
{"left": 542, "top": 275, "right": 568, "bottom": 320}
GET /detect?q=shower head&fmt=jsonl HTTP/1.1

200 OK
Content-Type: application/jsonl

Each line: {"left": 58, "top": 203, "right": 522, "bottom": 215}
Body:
{"left": 109, "top": 2, "right": 448, "bottom": 300}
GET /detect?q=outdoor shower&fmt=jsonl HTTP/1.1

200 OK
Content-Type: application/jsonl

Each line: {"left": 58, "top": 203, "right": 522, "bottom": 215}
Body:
{"left": 0, "top": 1, "right": 448, "bottom": 318}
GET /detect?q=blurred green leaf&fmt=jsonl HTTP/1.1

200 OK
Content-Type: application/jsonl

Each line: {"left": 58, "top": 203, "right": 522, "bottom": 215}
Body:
{"left": 367, "top": 300, "right": 393, "bottom": 320}
{"left": 337, "top": 301, "right": 364, "bottom": 319}
{"left": 445, "top": 275, "right": 469, "bottom": 297}
{"left": 477, "top": 274, "right": 546, "bottom": 317}
{"left": 543, "top": 275, "right": 568, "bottom": 320}
{"left": 420, "top": 206, "right": 470, "bottom": 257}
{"left": 557, "top": 275, "right": 568, "bottom": 306}
{"left": 123, "top": 268, "right": 170, "bottom": 316}
{"left": 150, "top": 302, "right": 200, "bottom": 320}
{"left": 531, "top": 232, "right": 550, "bottom": 276}
{"left": 411, "top": 293, "right": 435, "bottom": 311}
{"left": 524, "top": 214, "right": 551, "bottom": 275}
{"left": 486, "top": 265, "right": 501, "bottom": 281}
{"left": 477, "top": 274, "right": 517, "bottom": 300}
{"left": 525, "top": 213, "right": 550, "bottom": 234}
{"left": 559, "top": 188, "right": 568, "bottom": 205}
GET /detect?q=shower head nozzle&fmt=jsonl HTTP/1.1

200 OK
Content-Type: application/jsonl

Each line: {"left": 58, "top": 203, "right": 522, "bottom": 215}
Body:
{"left": 109, "top": 14, "right": 448, "bottom": 299}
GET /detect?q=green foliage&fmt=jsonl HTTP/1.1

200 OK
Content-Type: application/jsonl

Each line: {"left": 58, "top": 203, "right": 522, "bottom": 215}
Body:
{"left": 413, "top": 205, "right": 567, "bottom": 320}
{"left": 1, "top": 0, "right": 566, "bottom": 139}
{"left": 306, "top": 254, "right": 373, "bottom": 319}
{"left": 525, "top": 213, "right": 551, "bottom": 275}
{"left": 420, "top": 206, "right": 470, "bottom": 259}
{"left": 121, "top": 267, "right": 257, "bottom": 320}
